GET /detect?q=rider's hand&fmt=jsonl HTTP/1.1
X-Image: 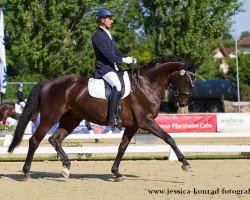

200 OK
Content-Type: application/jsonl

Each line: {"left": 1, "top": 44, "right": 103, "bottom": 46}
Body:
{"left": 122, "top": 57, "right": 137, "bottom": 64}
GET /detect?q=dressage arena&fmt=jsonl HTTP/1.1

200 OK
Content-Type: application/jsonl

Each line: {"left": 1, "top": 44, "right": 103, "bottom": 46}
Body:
{"left": 0, "top": 159, "right": 249, "bottom": 200}
{"left": 1, "top": 125, "right": 250, "bottom": 200}
{"left": 1, "top": 132, "right": 250, "bottom": 200}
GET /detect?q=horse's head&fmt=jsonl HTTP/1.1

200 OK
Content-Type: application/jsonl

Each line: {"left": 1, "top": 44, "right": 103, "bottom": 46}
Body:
{"left": 168, "top": 62, "right": 200, "bottom": 107}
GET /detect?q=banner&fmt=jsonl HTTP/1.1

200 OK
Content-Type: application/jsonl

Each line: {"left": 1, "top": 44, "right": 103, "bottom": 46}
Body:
{"left": 155, "top": 114, "right": 217, "bottom": 132}
{"left": 217, "top": 113, "right": 250, "bottom": 132}
{"left": 31, "top": 117, "right": 124, "bottom": 135}
{"left": 0, "top": 9, "right": 7, "bottom": 94}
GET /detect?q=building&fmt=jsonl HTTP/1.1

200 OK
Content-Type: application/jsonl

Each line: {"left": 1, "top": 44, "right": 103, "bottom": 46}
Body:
{"left": 214, "top": 36, "right": 250, "bottom": 74}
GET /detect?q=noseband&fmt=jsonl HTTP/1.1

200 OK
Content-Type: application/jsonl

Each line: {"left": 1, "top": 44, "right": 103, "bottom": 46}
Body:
{"left": 168, "top": 69, "right": 196, "bottom": 98}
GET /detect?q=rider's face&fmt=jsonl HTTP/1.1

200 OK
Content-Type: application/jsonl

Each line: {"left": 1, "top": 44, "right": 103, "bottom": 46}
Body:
{"left": 101, "top": 16, "right": 113, "bottom": 30}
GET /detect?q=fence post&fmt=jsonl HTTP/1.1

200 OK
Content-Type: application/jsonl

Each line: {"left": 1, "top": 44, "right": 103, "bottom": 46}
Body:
{"left": 3, "top": 134, "right": 13, "bottom": 147}
{"left": 168, "top": 149, "right": 178, "bottom": 160}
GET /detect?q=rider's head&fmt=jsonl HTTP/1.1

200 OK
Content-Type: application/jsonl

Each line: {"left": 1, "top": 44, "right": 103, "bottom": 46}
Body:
{"left": 18, "top": 83, "right": 23, "bottom": 88}
{"left": 96, "top": 8, "right": 114, "bottom": 30}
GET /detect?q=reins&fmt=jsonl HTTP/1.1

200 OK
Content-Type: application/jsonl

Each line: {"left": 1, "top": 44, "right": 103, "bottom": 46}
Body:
{"left": 131, "top": 68, "right": 165, "bottom": 93}
{"left": 140, "top": 72, "right": 164, "bottom": 86}
{"left": 130, "top": 60, "right": 196, "bottom": 96}
{"left": 131, "top": 68, "right": 139, "bottom": 93}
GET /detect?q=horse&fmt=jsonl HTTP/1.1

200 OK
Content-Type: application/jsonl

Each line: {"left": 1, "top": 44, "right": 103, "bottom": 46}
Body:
{"left": 0, "top": 102, "right": 39, "bottom": 128}
{"left": 8, "top": 55, "right": 199, "bottom": 181}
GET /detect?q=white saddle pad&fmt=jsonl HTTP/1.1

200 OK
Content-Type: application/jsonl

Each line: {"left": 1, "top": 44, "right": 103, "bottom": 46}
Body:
{"left": 15, "top": 103, "right": 22, "bottom": 114}
{"left": 88, "top": 71, "right": 131, "bottom": 100}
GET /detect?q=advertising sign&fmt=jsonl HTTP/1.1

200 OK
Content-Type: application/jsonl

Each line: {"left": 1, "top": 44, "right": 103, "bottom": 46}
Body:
{"left": 217, "top": 113, "right": 250, "bottom": 132}
{"left": 155, "top": 114, "right": 217, "bottom": 132}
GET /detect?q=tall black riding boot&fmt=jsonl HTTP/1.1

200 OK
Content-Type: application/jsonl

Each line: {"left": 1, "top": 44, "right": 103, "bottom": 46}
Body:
{"left": 108, "top": 86, "right": 122, "bottom": 127}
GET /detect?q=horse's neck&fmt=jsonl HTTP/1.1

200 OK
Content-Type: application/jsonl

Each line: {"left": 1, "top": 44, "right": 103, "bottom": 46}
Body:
{"left": 143, "top": 62, "right": 182, "bottom": 85}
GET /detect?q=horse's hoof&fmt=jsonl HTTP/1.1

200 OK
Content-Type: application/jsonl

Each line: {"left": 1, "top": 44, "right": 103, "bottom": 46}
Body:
{"left": 21, "top": 177, "right": 30, "bottom": 182}
{"left": 22, "top": 174, "right": 30, "bottom": 181}
{"left": 182, "top": 165, "right": 192, "bottom": 172}
{"left": 114, "top": 176, "right": 124, "bottom": 182}
{"left": 61, "top": 167, "right": 70, "bottom": 178}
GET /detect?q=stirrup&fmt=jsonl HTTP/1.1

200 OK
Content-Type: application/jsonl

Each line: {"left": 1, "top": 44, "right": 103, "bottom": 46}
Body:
{"left": 109, "top": 117, "right": 122, "bottom": 127}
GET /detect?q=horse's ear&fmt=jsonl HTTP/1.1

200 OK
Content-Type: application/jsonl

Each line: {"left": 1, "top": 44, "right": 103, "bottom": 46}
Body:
{"left": 194, "top": 61, "right": 202, "bottom": 69}
{"left": 188, "top": 61, "right": 201, "bottom": 74}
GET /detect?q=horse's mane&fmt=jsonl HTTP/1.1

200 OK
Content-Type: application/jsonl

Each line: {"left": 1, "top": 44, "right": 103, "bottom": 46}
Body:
{"left": 128, "top": 55, "right": 191, "bottom": 73}
{"left": 143, "top": 55, "right": 187, "bottom": 68}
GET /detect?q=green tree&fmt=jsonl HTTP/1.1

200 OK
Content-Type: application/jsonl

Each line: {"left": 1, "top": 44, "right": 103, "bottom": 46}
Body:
{"left": 111, "top": 0, "right": 155, "bottom": 67}
{"left": 1, "top": 0, "right": 244, "bottom": 82}
{"left": 225, "top": 53, "right": 250, "bottom": 100}
{"left": 2, "top": 0, "right": 99, "bottom": 79}
{"left": 240, "top": 31, "right": 250, "bottom": 39}
{"left": 221, "top": 33, "right": 234, "bottom": 48}
{"left": 1, "top": 0, "right": 147, "bottom": 79}
{"left": 137, "top": 0, "right": 243, "bottom": 78}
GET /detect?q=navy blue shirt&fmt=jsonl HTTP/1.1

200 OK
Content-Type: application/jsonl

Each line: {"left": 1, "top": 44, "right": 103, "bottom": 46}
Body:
{"left": 17, "top": 90, "right": 25, "bottom": 102}
{"left": 92, "top": 27, "right": 126, "bottom": 78}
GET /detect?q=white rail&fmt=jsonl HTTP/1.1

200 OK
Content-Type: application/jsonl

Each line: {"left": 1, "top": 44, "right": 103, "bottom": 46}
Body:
{"left": 1, "top": 132, "right": 250, "bottom": 160}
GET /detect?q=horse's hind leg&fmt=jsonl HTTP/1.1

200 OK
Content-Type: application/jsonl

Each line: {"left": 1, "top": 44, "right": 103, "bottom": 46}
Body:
{"left": 48, "top": 128, "right": 71, "bottom": 178}
{"left": 31, "top": 111, "right": 39, "bottom": 128}
{"left": 23, "top": 124, "right": 51, "bottom": 180}
{"left": 48, "top": 114, "right": 82, "bottom": 178}
{"left": 111, "top": 126, "right": 138, "bottom": 182}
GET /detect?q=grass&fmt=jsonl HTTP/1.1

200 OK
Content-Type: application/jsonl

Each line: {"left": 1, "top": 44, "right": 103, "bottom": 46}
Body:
{"left": 0, "top": 153, "right": 249, "bottom": 162}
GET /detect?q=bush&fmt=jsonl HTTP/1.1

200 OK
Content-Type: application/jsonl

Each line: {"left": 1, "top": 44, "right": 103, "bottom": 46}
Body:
{"left": 240, "top": 84, "right": 250, "bottom": 101}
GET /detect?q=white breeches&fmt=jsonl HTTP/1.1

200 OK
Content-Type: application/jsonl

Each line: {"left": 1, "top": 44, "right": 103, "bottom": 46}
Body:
{"left": 102, "top": 72, "right": 121, "bottom": 92}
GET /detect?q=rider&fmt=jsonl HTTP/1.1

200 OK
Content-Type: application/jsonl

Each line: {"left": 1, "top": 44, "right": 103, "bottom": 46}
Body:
{"left": 92, "top": 8, "right": 137, "bottom": 126}
{"left": 16, "top": 83, "right": 26, "bottom": 109}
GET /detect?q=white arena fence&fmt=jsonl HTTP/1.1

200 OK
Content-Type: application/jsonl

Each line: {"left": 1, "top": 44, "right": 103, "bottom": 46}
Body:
{"left": 0, "top": 113, "right": 250, "bottom": 160}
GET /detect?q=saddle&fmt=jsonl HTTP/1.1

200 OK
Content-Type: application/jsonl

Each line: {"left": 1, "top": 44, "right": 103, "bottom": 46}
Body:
{"left": 88, "top": 71, "right": 131, "bottom": 100}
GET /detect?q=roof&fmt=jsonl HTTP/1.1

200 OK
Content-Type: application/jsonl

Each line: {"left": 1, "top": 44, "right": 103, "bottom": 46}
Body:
{"left": 222, "top": 36, "right": 250, "bottom": 56}
{"left": 218, "top": 45, "right": 229, "bottom": 57}
{"left": 225, "top": 46, "right": 235, "bottom": 54}
{"left": 238, "top": 36, "right": 250, "bottom": 47}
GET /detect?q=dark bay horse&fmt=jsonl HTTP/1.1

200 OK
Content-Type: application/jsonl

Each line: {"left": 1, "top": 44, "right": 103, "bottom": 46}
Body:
{"left": 8, "top": 56, "right": 199, "bottom": 181}
{"left": 0, "top": 102, "right": 39, "bottom": 128}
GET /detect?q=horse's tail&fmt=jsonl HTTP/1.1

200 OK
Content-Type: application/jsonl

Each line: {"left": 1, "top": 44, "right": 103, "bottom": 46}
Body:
{"left": 8, "top": 80, "right": 48, "bottom": 153}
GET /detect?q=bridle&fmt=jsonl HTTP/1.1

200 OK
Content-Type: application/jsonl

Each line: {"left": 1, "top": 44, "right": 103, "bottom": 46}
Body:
{"left": 168, "top": 69, "right": 196, "bottom": 98}
{"left": 131, "top": 63, "right": 196, "bottom": 95}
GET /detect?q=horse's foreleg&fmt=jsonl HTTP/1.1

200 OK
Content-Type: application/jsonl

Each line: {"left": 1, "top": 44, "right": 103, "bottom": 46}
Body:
{"left": 111, "top": 126, "right": 138, "bottom": 182}
{"left": 141, "top": 118, "right": 192, "bottom": 172}
{"left": 164, "top": 134, "right": 192, "bottom": 171}
{"left": 48, "top": 129, "right": 71, "bottom": 178}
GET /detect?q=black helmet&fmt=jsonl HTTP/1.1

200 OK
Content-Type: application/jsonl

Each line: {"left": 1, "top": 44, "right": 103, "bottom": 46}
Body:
{"left": 96, "top": 8, "right": 114, "bottom": 20}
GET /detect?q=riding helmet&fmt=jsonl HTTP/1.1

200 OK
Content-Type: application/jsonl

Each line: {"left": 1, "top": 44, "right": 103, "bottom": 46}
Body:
{"left": 96, "top": 8, "right": 114, "bottom": 20}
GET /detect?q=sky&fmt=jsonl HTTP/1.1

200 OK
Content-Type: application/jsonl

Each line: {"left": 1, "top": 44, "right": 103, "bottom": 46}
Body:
{"left": 231, "top": 0, "right": 250, "bottom": 37}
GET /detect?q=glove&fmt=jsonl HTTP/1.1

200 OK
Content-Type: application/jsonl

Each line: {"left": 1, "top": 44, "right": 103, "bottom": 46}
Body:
{"left": 122, "top": 57, "right": 137, "bottom": 64}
